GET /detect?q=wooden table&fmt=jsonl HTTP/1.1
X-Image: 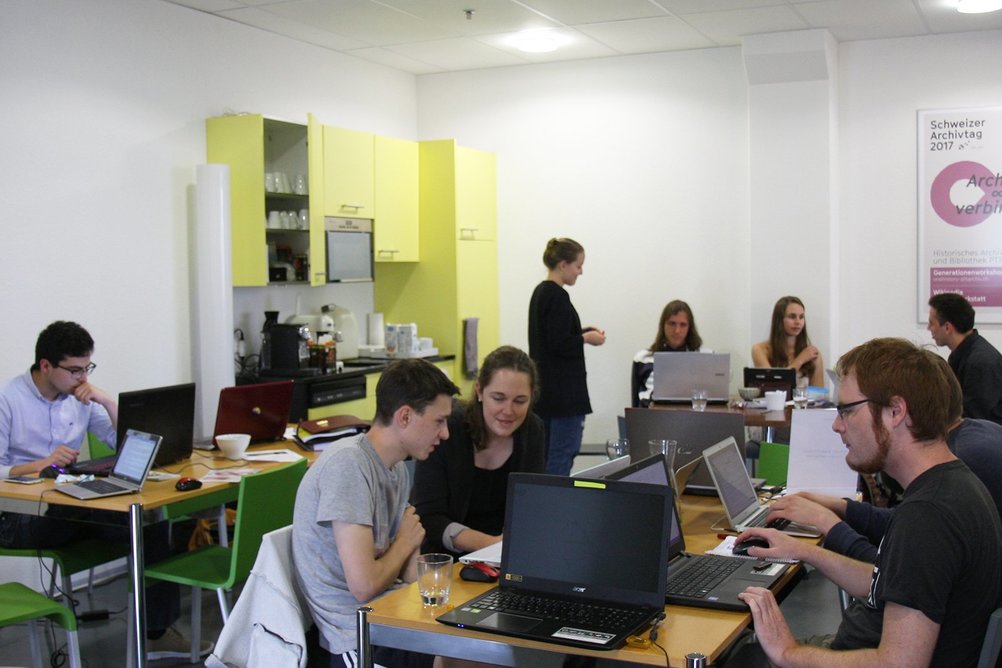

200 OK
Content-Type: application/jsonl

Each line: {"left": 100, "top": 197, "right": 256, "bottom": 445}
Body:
{"left": 648, "top": 403, "right": 792, "bottom": 442}
{"left": 0, "top": 440, "right": 315, "bottom": 667}
{"left": 358, "top": 494, "right": 808, "bottom": 667}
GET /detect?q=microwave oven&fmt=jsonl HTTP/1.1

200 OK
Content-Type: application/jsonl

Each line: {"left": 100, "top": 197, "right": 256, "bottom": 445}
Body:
{"left": 325, "top": 217, "right": 373, "bottom": 283}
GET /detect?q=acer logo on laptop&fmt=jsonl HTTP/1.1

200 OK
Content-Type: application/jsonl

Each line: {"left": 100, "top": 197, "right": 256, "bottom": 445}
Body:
{"left": 572, "top": 586, "right": 587, "bottom": 593}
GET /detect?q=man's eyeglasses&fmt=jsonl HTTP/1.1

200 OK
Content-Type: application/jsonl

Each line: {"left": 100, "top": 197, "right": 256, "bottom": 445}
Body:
{"left": 57, "top": 363, "right": 97, "bottom": 379}
{"left": 835, "top": 398, "right": 874, "bottom": 420}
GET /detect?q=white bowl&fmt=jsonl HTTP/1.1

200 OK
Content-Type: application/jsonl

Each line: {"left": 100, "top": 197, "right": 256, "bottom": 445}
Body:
{"left": 216, "top": 433, "right": 251, "bottom": 460}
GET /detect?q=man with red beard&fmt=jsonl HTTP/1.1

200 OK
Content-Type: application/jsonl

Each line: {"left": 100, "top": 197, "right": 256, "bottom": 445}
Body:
{"left": 730, "top": 338, "right": 1002, "bottom": 667}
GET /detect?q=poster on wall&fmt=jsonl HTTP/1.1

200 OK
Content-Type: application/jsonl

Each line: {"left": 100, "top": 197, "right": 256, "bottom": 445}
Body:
{"left": 918, "top": 106, "right": 1002, "bottom": 324}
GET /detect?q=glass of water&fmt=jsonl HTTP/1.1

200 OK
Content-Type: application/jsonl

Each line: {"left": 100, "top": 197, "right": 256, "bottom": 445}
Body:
{"left": 606, "top": 438, "right": 630, "bottom": 460}
{"left": 417, "top": 553, "right": 453, "bottom": 607}
{"left": 691, "top": 389, "right": 708, "bottom": 412}
{"left": 793, "top": 387, "right": 809, "bottom": 409}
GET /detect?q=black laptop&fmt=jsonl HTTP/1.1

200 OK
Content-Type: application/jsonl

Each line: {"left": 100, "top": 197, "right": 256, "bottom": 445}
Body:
{"left": 609, "top": 454, "right": 790, "bottom": 611}
{"left": 71, "top": 383, "right": 195, "bottom": 475}
{"left": 437, "top": 473, "right": 670, "bottom": 650}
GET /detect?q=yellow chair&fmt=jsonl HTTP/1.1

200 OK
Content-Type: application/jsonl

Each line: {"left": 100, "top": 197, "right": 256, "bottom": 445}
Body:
{"left": 0, "top": 581, "right": 82, "bottom": 668}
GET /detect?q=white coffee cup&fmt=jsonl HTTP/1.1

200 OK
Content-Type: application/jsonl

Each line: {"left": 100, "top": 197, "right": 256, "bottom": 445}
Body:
{"left": 765, "top": 390, "right": 786, "bottom": 411}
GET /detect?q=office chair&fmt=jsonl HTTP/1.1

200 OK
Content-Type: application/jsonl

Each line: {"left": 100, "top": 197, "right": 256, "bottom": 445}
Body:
{"left": 144, "top": 459, "right": 308, "bottom": 663}
{"left": 0, "top": 581, "right": 82, "bottom": 668}
{"left": 978, "top": 606, "right": 1002, "bottom": 668}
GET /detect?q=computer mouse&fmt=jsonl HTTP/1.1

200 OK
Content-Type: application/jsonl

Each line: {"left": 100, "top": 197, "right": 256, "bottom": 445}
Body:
{"left": 460, "top": 564, "right": 498, "bottom": 583}
{"left": 175, "top": 477, "right": 203, "bottom": 492}
{"left": 39, "top": 465, "right": 64, "bottom": 479}
{"left": 732, "top": 537, "right": 770, "bottom": 556}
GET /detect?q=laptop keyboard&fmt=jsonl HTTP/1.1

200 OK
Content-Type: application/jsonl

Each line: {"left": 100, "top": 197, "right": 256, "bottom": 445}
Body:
{"left": 669, "top": 556, "right": 743, "bottom": 599}
{"left": 748, "top": 512, "right": 790, "bottom": 530}
{"left": 75, "top": 478, "right": 123, "bottom": 495}
{"left": 474, "top": 590, "right": 646, "bottom": 631}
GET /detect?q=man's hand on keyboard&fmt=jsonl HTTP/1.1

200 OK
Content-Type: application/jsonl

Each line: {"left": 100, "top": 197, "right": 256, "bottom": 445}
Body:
{"left": 767, "top": 493, "right": 840, "bottom": 534}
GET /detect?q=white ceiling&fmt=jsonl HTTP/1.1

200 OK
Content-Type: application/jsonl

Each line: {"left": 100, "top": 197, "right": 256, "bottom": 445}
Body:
{"left": 164, "top": 0, "right": 1002, "bottom": 74}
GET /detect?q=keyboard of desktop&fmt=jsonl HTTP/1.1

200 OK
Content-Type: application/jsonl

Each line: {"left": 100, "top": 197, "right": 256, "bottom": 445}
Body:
{"left": 668, "top": 557, "right": 743, "bottom": 599}
{"left": 473, "top": 590, "right": 645, "bottom": 630}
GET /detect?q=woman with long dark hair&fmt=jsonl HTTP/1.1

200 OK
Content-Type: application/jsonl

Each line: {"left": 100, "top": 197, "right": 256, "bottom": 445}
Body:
{"left": 752, "top": 296, "right": 824, "bottom": 387}
{"left": 632, "top": 300, "right": 707, "bottom": 406}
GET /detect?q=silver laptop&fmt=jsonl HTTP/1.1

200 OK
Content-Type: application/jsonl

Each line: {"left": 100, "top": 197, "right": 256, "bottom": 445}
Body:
{"left": 624, "top": 408, "right": 747, "bottom": 494}
{"left": 702, "top": 437, "right": 820, "bottom": 537}
{"left": 651, "top": 352, "right": 730, "bottom": 402}
{"left": 56, "top": 429, "right": 162, "bottom": 500}
{"left": 570, "top": 454, "right": 631, "bottom": 480}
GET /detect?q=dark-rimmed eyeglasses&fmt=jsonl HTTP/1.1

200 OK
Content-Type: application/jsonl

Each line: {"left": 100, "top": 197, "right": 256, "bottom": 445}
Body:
{"left": 57, "top": 363, "right": 97, "bottom": 379}
{"left": 835, "top": 398, "right": 873, "bottom": 420}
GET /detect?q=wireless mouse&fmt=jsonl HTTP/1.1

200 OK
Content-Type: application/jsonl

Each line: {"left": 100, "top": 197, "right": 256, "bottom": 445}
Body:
{"left": 460, "top": 563, "right": 498, "bottom": 583}
{"left": 39, "top": 465, "right": 64, "bottom": 479}
{"left": 175, "top": 477, "right": 203, "bottom": 492}
{"left": 732, "top": 537, "right": 770, "bottom": 557}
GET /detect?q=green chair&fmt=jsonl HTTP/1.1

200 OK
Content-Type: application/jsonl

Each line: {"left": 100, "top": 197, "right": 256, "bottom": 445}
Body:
{"left": 144, "top": 459, "right": 308, "bottom": 663}
{"left": 0, "top": 581, "right": 82, "bottom": 668}
{"left": 757, "top": 441, "right": 790, "bottom": 486}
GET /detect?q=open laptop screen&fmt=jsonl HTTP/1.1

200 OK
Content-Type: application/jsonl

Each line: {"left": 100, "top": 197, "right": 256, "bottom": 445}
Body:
{"left": 111, "top": 430, "right": 161, "bottom": 485}
{"left": 703, "top": 438, "right": 760, "bottom": 517}
{"left": 607, "top": 455, "right": 684, "bottom": 557}
{"left": 502, "top": 474, "right": 669, "bottom": 608}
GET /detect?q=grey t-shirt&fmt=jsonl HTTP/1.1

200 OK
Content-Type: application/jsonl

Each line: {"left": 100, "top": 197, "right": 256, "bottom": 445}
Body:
{"left": 292, "top": 433, "right": 410, "bottom": 653}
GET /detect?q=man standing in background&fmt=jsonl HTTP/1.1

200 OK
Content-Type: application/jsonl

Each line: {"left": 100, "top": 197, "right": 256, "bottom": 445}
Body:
{"left": 928, "top": 292, "right": 1002, "bottom": 425}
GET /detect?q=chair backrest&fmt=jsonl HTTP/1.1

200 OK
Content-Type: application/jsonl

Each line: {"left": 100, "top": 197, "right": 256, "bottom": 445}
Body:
{"left": 631, "top": 360, "right": 649, "bottom": 408}
{"left": 758, "top": 442, "right": 790, "bottom": 486}
{"left": 977, "top": 606, "right": 1002, "bottom": 668}
{"left": 228, "top": 459, "right": 308, "bottom": 588}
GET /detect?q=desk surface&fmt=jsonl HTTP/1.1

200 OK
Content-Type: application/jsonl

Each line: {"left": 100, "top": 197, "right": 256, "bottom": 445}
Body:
{"left": 0, "top": 440, "right": 317, "bottom": 515}
{"left": 647, "top": 402, "right": 793, "bottom": 429}
{"left": 365, "top": 494, "right": 807, "bottom": 667}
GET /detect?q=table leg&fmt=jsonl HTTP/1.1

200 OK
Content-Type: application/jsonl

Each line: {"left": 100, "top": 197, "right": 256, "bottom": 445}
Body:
{"left": 129, "top": 503, "right": 147, "bottom": 668}
{"left": 357, "top": 606, "right": 373, "bottom": 668}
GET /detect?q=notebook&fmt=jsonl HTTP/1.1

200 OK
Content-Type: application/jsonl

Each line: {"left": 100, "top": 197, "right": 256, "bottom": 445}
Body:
{"left": 56, "top": 429, "right": 162, "bottom": 500}
{"left": 210, "top": 380, "right": 294, "bottom": 444}
{"left": 437, "top": 473, "right": 670, "bottom": 650}
{"left": 459, "top": 541, "right": 503, "bottom": 568}
{"left": 607, "top": 455, "right": 790, "bottom": 611}
{"left": 702, "top": 438, "right": 820, "bottom": 538}
{"left": 70, "top": 382, "right": 195, "bottom": 475}
{"left": 651, "top": 352, "right": 730, "bottom": 403}
{"left": 786, "top": 409, "right": 859, "bottom": 498}
{"left": 624, "top": 407, "right": 747, "bottom": 494}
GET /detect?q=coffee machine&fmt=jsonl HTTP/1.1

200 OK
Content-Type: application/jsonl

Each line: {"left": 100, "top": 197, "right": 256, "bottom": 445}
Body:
{"left": 263, "top": 323, "right": 312, "bottom": 372}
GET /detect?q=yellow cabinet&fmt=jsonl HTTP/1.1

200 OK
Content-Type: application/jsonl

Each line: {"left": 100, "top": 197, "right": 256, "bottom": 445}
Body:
{"left": 206, "top": 114, "right": 325, "bottom": 287}
{"left": 373, "top": 135, "right": 419, "bottom": 262}
{"left": 374, "top": 140, "right": 498, "bottom": 397}
{"left": 323, "top": 126, "right": 374, "bottom": 218}
{"left": 455, "top": 147, "right": 497, "bottom": 241}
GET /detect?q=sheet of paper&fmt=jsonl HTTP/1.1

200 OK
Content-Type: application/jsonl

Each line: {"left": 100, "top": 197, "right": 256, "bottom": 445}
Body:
{"left": 705, "top": 536, "right": 798, "bottom": 563}
{"left": 786, "top": 409, "right": 859, "bottom": 497}
{"left": 243, "top": 449, "right": 304, "bottom": 463}
{"left": 200, "top": 467, "right": 260, "bottom": 484}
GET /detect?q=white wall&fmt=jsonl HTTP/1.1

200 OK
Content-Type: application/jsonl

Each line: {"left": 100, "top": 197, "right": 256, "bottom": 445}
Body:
{"left": 0, "top": 0, "right": 416, "bottom": 398}
{"left": 418, "top": 29, "right": 1002, "bottom": 445}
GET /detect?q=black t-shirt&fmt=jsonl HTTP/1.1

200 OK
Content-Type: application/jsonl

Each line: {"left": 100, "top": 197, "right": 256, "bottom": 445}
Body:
{"left": 834, "top": 460, "right": 1002, "bottom": 665}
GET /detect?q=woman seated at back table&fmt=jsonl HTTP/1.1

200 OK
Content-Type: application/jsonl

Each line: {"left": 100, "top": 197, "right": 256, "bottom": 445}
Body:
{"left": 632, "top": 299, "right": 708, "bottom": 406}
{"left": 411, "top": 345, "right": 546, "bottom": 557}
{"left": 752, "top": 295, "right": 825, "bottom": 388}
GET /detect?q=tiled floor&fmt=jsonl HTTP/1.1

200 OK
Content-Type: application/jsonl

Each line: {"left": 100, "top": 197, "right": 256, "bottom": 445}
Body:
{"left": 2, "top": 454, "right": 845, "bottom": 666}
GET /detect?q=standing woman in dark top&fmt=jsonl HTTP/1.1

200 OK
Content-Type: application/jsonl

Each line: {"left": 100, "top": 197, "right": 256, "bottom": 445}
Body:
{"left": 411, "top": 346, "right": 546, "bottom": 557}
{"left": 527, "top": 238, "right": 606, "bottom": 476}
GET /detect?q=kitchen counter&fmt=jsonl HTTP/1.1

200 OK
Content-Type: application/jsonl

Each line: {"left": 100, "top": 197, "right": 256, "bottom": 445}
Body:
{"left": 249, "top": 355, "right": 455, "bottom": 421}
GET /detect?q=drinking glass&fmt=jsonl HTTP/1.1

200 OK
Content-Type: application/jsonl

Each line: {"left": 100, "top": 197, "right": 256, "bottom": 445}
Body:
{"left": 605, "top": 438, "right": 629, "bottom": 460}
{"left": 793, "top": 387, "right": 809, "bottom": 409}
{"left": 417, "top": 553, "right": 453, "bottom": 607}
{"left": 691, "top": 389, "right": 708, "bottom": 412}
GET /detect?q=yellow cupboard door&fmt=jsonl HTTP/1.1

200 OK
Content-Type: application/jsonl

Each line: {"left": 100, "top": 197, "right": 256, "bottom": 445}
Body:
{"left": 323, "top": 126, "right": 374, "bottom": 218}
{"left": 455, "top": 146, "right": 497, "bottom": 242}
{"left": 456, "top": 239, "right": 499, "bottom": 392}
{"left": 206, "top": 114, "right": 267, "bottom": 286}
{"left": 373, "top": 135, "right": 419, "bottom": 262}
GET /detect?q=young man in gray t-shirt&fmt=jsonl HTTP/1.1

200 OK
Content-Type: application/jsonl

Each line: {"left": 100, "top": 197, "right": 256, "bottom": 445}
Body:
{"left": 292, "top": 359, "right": 459, "bottom": 664}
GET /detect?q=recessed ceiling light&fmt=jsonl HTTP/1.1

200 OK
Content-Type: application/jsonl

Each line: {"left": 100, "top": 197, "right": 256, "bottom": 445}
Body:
{"left": 508, "top": 30, "right": 568, "bottom": 54}
{"left": 957, "top": 0, "right": 1002, "bottom": 14}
